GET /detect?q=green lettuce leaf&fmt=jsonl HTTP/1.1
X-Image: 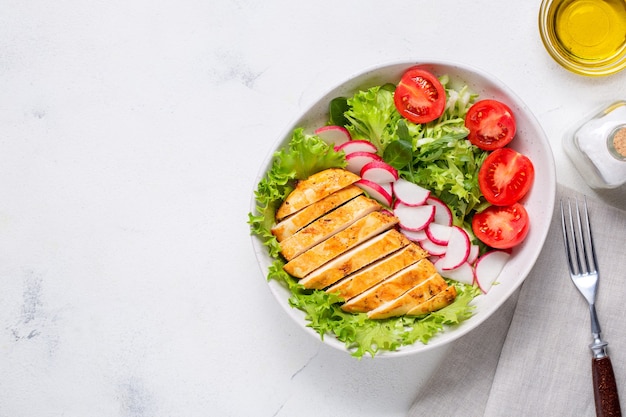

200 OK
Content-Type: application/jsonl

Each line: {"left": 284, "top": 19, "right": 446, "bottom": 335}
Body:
{"left": 344, "top": 85, "right": 400, "bottom": 152}
{"left": 248, "top": 128, "right": 346, "bottom": 257}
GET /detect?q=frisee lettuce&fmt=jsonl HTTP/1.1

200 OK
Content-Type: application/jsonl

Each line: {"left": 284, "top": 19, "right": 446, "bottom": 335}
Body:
{"left": 248, "top": 128, "right": 346, "bottom": 257}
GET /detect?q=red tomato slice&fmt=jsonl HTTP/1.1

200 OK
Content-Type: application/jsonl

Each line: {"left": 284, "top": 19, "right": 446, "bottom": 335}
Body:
{"left": 394, "top": 67, "right": 446, "bottom": 124}
{"left": 478, "top": 148, "right": 534, "bottom": 206}
{"left": 465, "top": 99, "right": 516, "bottom": 150}
{"left": 472, "top": 203, "right": 530, "bottom": 249}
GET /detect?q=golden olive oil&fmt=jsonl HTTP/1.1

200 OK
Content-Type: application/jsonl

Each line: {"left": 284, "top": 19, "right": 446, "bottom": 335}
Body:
{"left": 554, "top": 0, "right": 626, "bottom": 61}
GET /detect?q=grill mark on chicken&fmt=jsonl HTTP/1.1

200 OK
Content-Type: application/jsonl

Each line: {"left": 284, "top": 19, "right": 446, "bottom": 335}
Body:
{"left": 272, "top": 185, "right": 363, "bottom": 242}
{"left": 369, "top": 282, "right": 456, "bottom": 319}
{"left": 279, "top": 195, "right": 381, "bottom": 260}
{"left": 298, "top": 229, "right": 410, "bottom": 290}
{"left": 283, "top": 211, "right": 398, "bottom": 278}
{"left": 276, "top": 168, "right": 360, "bottom": 220}
{"left": 326, "top": 242, "right": 428, "bottom": 300}
{"left": 341, "top": 259, "right": 439, "bottom": 313}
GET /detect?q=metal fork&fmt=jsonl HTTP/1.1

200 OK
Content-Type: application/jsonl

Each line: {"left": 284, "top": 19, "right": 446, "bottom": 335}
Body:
{"left": 561, "top": 198, "right": 621, "bottom": 417}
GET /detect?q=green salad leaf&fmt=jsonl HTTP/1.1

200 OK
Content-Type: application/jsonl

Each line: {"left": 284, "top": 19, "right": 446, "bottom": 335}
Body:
{"left": 344, "top": 85, "right": 400, "bottom": 152}
{"left": 248, "top": 128, "right": 345, "bottom": 257}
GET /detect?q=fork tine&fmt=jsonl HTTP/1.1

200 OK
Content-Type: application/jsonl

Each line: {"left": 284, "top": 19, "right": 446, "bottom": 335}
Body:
{"left": 574, "top": 198, "right": 589, "bottom": 275}
{"left": 567, "top": 199, "right": 584, "bottom": 275}
{"left": 560, "top": 200, "right": 575, "bottom": 274}
{"left": 582, "top": 197, "right": 599, "bottom": 275}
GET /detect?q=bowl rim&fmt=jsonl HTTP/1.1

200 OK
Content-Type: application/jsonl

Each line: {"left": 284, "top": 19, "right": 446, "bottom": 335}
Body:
{"left": 250, "top": 59, "right": 557, "bottom": 358}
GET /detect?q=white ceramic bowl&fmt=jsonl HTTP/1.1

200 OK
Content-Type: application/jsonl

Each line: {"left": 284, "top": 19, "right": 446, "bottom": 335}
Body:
{"left": 250, "top": 60, "right": 556, "bottom": 357}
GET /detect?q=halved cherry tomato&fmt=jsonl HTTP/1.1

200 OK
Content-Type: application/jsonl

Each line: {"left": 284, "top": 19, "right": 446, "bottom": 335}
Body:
{"left": 472, "top": 203, "right": 530, "bottom": 249}
{"left": 478, "top": 148, "right": 534, "bottom": 206}
{"left": 465, "top": 99, "right": 516, "bottom": 150}
{"left": 394, "top": 67, "right": 446, "bottom": 124}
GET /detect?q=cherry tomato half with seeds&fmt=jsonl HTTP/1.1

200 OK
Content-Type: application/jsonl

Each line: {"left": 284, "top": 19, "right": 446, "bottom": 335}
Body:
{"left": 465, "top": 99, "right": 516, "bottom": 150}
{"left": 472, "top": 203, "right": 530, "bottom": 249}
{"left": 478, "top": 147, "right": 535, "bottom": 206}
{"left": 394, "top": 67, "right": 446, "bottom": 124}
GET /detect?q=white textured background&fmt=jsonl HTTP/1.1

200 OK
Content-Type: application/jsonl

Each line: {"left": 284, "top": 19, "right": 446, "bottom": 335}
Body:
{"left": 1, "top": 1, "right": 625, "bottom": 416}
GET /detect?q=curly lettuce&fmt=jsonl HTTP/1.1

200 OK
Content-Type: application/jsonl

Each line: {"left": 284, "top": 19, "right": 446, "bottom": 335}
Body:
{"left": 248, "top": 128, "right": 345, "bottom": 257}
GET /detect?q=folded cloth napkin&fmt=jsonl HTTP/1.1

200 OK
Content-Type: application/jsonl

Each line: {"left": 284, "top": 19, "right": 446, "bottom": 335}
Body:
{"left": 409, "top": 184, "right": 626, "bottom": 417}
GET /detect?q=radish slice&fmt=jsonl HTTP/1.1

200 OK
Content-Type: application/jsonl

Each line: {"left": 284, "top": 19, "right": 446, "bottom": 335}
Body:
{"left": 360, "top": 160, "right": 399, "bottom": 183}
{"left": 392, "top": 179, "right": 431, "bottom": 206}
{"left": 315, "top": 125, "right": 351, "bottom": 146}
{"left": 467, "top": 244, "right": 480, "bottom": 265}
{"left": 335, "top": 140, "right": 378, "bottom": 155}
{"left": 426, "top": 196, "right": 453, "bottom": 226}
{"left": 399, "top": 228, "right": 427, "bottom": 242}
{"left": 474, "top": 250, "right": 511, "bottom": 293}
{"left": 426, "top": 223, "right": 453, "bottom": 245}
{"left": 436, "top": 260, "right": 474, "bottom": 285}
{"left": 346, "top": 152, "right": 382, "bottom": 175}
{"left": 394, "top": 204, "right": 435, "bottom": 231}
{"left": 355, "top": 179, "right": 393, "bottom": 207}
{"left": 438, "top": 226, "right": 471, "bottom": 270}
{"left": 428, "top": 255, "right": 441, "bottom": 264}
{"left": 419, "top": 237, "right": 447, "bottom": 256}
{"left": 379, "top": 182, "right": 393, "bottom": 197}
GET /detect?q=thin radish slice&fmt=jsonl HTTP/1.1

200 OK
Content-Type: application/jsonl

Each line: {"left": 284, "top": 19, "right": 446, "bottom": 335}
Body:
{"left": 399, "top": 228, "right": 427, "bottom": 242}
{"left": 426, "top": 223, "right": 453, "bottom": 245}
{"left": 436, "top": 260, "right": 474, "bottom": 285}
{"left": 355, "top": 179, "right": 393, "bottom": 207}
{"left": 335, "top": 140, "right": 378, "bottom": 155}
{"left": 438, "top": 226, "right": 471, "bottom": 270}
{"left": 379, "top": 182, "right": 393, "bottom": 197}
{"left": 345, "top": 152, "right": 382, "bottom": 175}
{"left": 426, "top": 196, "right": 453, "bottom": 226}
{"left": 467, "top": 244, "right": 480, "bottom": 265}
{"left": 315, "top": 125, "right": 351, "bottom": 146}
{"left": 392, "top": 179, "right": 430, "bottom": 206}
{"left": 419, "top": 237, "right": 447, "bottom": 256}
{"left": 474, "top": 250, "right": 511, "bottom": 294}
{"left": 360, "top": 160, "right": 399, "bottom": 184}
{"left": 393, "top": 204, "right": 435, "bottom": 231}
{"left": 428, "top": 255, "right": 441, "bottom": 264}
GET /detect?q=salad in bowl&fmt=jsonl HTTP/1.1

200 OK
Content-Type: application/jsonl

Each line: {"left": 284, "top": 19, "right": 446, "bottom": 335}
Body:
{"left": 249, "top": 61, "right": 555, "bottom": 358}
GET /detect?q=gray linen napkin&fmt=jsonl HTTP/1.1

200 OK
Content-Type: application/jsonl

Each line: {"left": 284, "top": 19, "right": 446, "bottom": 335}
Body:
{"left": 409, "top": 184, "right": 626, "bottom": 417}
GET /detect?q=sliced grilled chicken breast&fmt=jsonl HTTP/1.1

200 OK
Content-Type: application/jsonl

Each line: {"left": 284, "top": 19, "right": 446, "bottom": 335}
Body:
{"left": 326, "top": 243, "right": 428, "bottom": 300}
{"left": 283, "top": 211, "right": 398, "bottom": 278}
{"left": 271, "top": 185, "right": 363, "bottom": 242}
{"left": 279, "top": 195, "right": 381, "bottom": 261}
{"left": 368, "top": 280, "right": 455, "bottom": 319}
{"left": 299, "top": 229, "right": 410, "bottom": 290}
{"left": 341, "top": 259, "right": 438, "bottom": 313}
{"left": 404, "top": 285, "right": 457, "bottom": 317}
{"left": 276, "top": 168, "right": 360, "bottom": 220}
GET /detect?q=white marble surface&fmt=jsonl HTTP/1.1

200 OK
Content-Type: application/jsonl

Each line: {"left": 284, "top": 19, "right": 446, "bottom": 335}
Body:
{"left": 1, "top": 1, "right": 625, "bottom": 416}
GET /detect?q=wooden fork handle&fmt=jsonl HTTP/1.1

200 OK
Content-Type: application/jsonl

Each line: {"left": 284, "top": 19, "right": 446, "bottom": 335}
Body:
{"left": 592, "top": 356, "right": 622, "bottom": 417}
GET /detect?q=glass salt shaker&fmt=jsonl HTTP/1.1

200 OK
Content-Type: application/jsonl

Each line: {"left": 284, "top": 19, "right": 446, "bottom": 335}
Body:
{"left": 563, "top": 101, "right": 626, "bottom": 189}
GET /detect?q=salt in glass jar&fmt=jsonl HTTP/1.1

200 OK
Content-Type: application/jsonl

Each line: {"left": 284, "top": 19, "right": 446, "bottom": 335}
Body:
{"left": 563, "top": 101, "right": 626, "bottom": 189}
